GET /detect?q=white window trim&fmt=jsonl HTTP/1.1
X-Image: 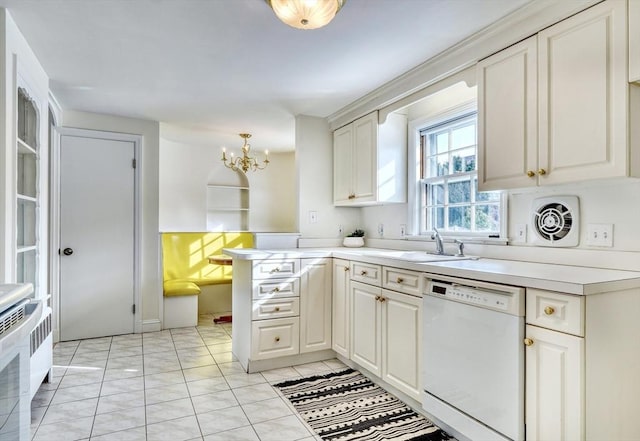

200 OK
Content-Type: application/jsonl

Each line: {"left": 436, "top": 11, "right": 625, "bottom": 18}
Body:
{"left": 407, "top": 101, "right": 507, "bottom": 240}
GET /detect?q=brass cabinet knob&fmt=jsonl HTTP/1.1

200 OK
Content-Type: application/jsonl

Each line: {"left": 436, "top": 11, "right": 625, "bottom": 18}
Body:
{"left": 375, "top": 295, "right": 381, "bottom": 301}
{"left": 544, "top": 306, "right": 555, "bottom": 315}
{"left": 275, "top": 337, "right": 280, "bottom": 342}
{"left": 270, "top": 267, "right": 281, "bottom": 273}
{"left": 344, "top": 266, "right": 350, "bottom": 272}
{"left": 348, "top": 194, "right": 356, "bottom": 200}
{"left": 274, "top": 307, "right": 280, "bottom": 312}
{"left": 271, "top": 287, "right": 280, "bottom": 293}
{"left": 379, "top": 297, "right": 386, "bottom": 303}
{"left": 524, "top": 338, "right": 534, "bottom": 346}
{"left": 361, "top": 270, "right": 368, "bottom": 276}
{"left": 538, "top": 168, "right": 547, "bottom": 175}
{"left": 526, "top": 170, "right": 535, "bottom": 178}
{"left": 396, "top": 277, "right": 404, "bottom": 284}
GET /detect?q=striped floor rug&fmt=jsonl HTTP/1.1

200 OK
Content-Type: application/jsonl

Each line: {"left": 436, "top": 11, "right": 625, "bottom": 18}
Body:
{"left": 274, "top": 368, "right": 454, "bottom": 441}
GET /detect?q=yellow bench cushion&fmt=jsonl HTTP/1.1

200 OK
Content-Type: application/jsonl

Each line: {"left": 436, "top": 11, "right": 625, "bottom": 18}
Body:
{"left": 161, "top": 232, "right": 253, "bottom": 296}
{"left": 163, "top": 280, "right": 201, "bottom": 297}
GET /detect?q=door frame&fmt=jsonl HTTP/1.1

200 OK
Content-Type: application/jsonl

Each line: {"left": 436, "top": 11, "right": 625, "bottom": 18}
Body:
{"left": 50, "top": 127, "right": 142, "bottom": 342}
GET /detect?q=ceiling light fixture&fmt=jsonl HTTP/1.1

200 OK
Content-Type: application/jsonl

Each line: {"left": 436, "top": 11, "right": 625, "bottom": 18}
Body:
{"left": 266, "top": 0, "right": 345, "bottom": 30}
{"left": 221, "top": 133, "right": 270, "bottom": 173}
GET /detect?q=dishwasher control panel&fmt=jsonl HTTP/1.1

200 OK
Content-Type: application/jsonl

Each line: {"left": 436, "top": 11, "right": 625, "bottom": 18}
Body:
{"left": 427, "top": 277, "right": 524, "bottom": 316}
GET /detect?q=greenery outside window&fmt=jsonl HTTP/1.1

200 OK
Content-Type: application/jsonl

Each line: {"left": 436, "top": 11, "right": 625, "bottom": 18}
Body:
{"left": 418, "top": 111, "right": 503, "bottom": 236}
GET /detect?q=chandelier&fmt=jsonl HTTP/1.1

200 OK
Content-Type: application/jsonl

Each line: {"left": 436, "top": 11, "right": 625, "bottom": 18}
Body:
{"left": 221, "top": 133, "right": 270, "bottom": 173}
{"left": 265, "top": 0, "right": 346, "bottom": 30}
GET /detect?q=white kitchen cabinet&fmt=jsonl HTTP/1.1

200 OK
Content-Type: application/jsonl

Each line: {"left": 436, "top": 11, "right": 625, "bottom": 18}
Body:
{"left": 525, "top": 324, "right": 584, "bottom": 441}
{"left": 331, "top": 258, "right": 350, "bottom": 358}
{"left": 477, "top": 36, "right": 537, "bottom": 190}
{"left": 478, "top": 0, "right": 634, "bottom": 190}
{"left": 350, "top": 280, "right": 382, "bottom": 376}
{"left": 524, "top": 287, "right": 640, "bottom": 440}
{"left": 350, "top": 267, "right": 422, "bottom": 400}
{"left": 381, "top": 288, "right": 422, "bottom": 401}
{"left": 630, "top": 0, "right": 640, "bottom": 83}
{"left": 333, "top": 111, "right": 407, "bottom": 206}
{"left": 299, "top": 258, "right": 332, "bottom": 353}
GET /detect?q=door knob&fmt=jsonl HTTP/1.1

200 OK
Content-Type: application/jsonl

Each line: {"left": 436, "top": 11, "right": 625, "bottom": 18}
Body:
{"left": 63, "top": 248, "right": 73, "bottom": 256}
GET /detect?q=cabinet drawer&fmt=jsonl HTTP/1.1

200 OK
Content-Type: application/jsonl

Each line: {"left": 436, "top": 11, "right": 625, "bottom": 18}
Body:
{"left": 350, "top": 261, "right": 381, "bottom": 286}
{"left": 382, "top": 267, "right": 422, "bottom": 296}
{"left": 252, "top": 278, "right": 300, "bottom": 300}
{"left": 252, "top": 298, "right": 299, "bottom": 320}
{"left": 526, "top": 289, "right": 584, "bottom": 336}
{"left": 251, "top": 317, "right": 299, "bottom": 360}
{"left": 252, "top": 259, "right": 300, "bottom": 279}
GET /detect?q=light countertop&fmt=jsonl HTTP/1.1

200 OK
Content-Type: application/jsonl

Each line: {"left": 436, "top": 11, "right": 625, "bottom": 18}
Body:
{"left": 222, "top": 247, "right": 640, "bottom": 295}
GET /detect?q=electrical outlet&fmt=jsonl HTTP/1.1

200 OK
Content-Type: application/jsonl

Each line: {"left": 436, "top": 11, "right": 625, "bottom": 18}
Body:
{"left": 308, "top": 211, "right": 317, "bottom": 224}
{"left": 400, "top": 224, "right": 406, "bottom": 237}
{"left": 378, "top": 223, "right": 384, "bottom": 237}
{"left": 586, "top": 223, "right": 614, "bottom": 247}
{"left": 515, "top": 224, "right": 527, "bottom": 242}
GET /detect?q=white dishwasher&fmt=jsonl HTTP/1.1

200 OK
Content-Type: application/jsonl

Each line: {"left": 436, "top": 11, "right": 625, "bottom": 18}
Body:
{"left": 422, "top": 275, "right": 525, "bottom": 441}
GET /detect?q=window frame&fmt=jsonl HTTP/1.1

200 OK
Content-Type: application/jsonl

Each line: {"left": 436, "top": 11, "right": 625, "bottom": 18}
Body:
{"left": 407, "top": 101, "right": 507, "bottom": 239}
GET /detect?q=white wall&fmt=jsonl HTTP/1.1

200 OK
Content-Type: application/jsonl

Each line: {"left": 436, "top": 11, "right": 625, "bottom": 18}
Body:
{"left": 158, "top": 123, "right": 297, "bottom": 233}
{"left": 61, "top": 110, "right": 161, "bottom": 328}
{"left": 296, "top": 115, "right": 359, "bottom": 239}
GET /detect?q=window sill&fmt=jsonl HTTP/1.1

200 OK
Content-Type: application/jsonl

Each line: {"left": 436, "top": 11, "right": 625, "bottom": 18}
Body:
{"left": 403, "top": 235, "right": 509, "bottom": 246}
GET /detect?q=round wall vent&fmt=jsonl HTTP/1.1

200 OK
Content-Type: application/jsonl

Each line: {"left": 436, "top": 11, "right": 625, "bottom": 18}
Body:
{"left": 531, "top": 196, "right": 580, "bottom": 247}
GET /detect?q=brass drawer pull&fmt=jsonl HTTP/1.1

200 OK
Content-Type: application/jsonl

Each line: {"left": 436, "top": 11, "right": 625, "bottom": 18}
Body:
{"left": 396, "top": 277, "right": 404, "bottom": 283}
{"left": 544, "top": 306, "right": 555, "bottom": 315}
{"left": 361, "top": 270, "right": 368, "bottom": 276}
{"left": 271, "top": 287, "right": 281, "bottom": 293}
{"left": 275, "top": 336, "right": 280, "bottom": 342}
{"left": 538, "top": 168, "right": 547, "bottom": 175}
{"left": 524, "top": 338, "right": 534, "bottom": 346}
{"left": 526, "top": 170, "right": 535, "bottom": 177}
{"left": 270, "top": 267, "right": 281, "bottom": 273}
{"left": 274, "top": 307, "right": 280, "bottom": 312}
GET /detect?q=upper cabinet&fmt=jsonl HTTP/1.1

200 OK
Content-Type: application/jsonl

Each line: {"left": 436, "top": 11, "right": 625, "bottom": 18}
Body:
{"left": 333, "top": 111, "right": 407, "bottom": 206}
{"left": 478, "top": 0, "right": 634, "bottom": 191}
{"left": 630, "top": 0, "right": 640, "bottom": 83}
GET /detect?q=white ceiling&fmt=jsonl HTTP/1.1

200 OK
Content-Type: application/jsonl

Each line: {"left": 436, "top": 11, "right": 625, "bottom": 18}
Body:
{"left": 0, "top": 0, "right": 531, "bottom": 152}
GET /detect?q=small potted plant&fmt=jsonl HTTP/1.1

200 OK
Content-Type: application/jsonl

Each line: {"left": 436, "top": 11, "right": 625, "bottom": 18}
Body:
{"left": 343, "top": 229, "right": 365, "bottom": 247}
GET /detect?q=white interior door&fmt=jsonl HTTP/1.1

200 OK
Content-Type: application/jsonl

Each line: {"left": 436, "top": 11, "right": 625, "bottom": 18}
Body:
{"left": 59, "top": 134, "right": 136, "bottom": 341}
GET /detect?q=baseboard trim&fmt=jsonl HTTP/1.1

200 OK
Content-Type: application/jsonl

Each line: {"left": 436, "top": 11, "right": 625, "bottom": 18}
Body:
{"left": 141, "top": 319, "right": 161, "bottom": 333}
{"left": 246, "top": 349, "right": 336, "bottom": 373}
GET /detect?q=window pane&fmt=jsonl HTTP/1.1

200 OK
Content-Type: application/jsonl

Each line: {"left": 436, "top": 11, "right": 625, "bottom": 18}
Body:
{"left": 451, "top": 124, "right": 475, "bottom": 149}
{"left": 475, "top": 204, "right": 500, "bottom": 232}
{"left": 436, "top": 132, "right": 449, "bottom": 154}
{"left": 448, "top": 206, "right": 471, "bottom": 231}
{"left": 429, "top": 207, "right": 445, "bottom": 230}
{"left": 448, "top": 179, "right": 471, "bottom": 204}
{"left": 429, "top": 154, "right": 449, "bottom": 177}
{"left": 427, "top": 182, "right": 445, "bottom": 206}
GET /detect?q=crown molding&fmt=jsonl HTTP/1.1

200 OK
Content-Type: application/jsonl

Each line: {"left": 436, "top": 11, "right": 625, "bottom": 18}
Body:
{"left": 327, "top": 0, "right": 602, "bottom": 130}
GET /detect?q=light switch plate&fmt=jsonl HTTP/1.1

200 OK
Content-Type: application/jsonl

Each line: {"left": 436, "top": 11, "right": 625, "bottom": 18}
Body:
{"left": 515, "top": 224, "right": 527, "bottom": 243}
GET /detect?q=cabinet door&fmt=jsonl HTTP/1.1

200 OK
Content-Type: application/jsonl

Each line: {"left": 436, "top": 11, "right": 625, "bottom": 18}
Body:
{"left": 350, "top": 281, "right": 382, "bottom": 376}
{"left": 381, "top": 289, "right": 422, "bottom": 400}
{"left": 300, "top": 258, "right": 332, "bottom": 353}
{"left": 352, "top": 112, "right": 378, "bottom": 202}
{"left": 538, "top": 0, "right": 627, "bottom": 185}
{"left": 525, "top": 325, "right": 584, "bottom": 441}
{"left": 477, "top": 36, "right": 538, "bottom": 190}
{"left": 333, "top": 123, "right": 353, "bottom": 204}
{"left": 332, "top": 258, "right": 351, "bottom": 358}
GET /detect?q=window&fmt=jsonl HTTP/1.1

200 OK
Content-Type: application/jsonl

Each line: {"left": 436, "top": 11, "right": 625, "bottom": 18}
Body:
{"left": 417, "top": 111, "right": 503, "bottom": 236}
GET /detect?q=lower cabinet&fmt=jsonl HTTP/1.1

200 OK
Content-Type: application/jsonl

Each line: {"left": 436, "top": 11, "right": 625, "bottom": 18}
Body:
{"left": 251, "top": 317, "right": 300, "bottom": 360}
{"left": 525, "top": 324, "right": 584, "bottom": 441}
{"left": 350, "top": 279, "right": 422, "bottom": 400}
{"left": 300, "top": 258, "right": 332, "bottom": 353}
{"left": 332, "top": 258, "right": 351, "bottom": 358}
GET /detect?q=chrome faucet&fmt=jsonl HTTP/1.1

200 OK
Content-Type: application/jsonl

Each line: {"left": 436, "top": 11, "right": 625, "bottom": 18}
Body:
{"left": 431, "top": 228, "right": 445, "bottom": 255}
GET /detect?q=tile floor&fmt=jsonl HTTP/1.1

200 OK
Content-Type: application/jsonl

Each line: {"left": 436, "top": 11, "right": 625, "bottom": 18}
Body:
{"left": 30, "top": 314, "right": 347, "bottom": 441}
